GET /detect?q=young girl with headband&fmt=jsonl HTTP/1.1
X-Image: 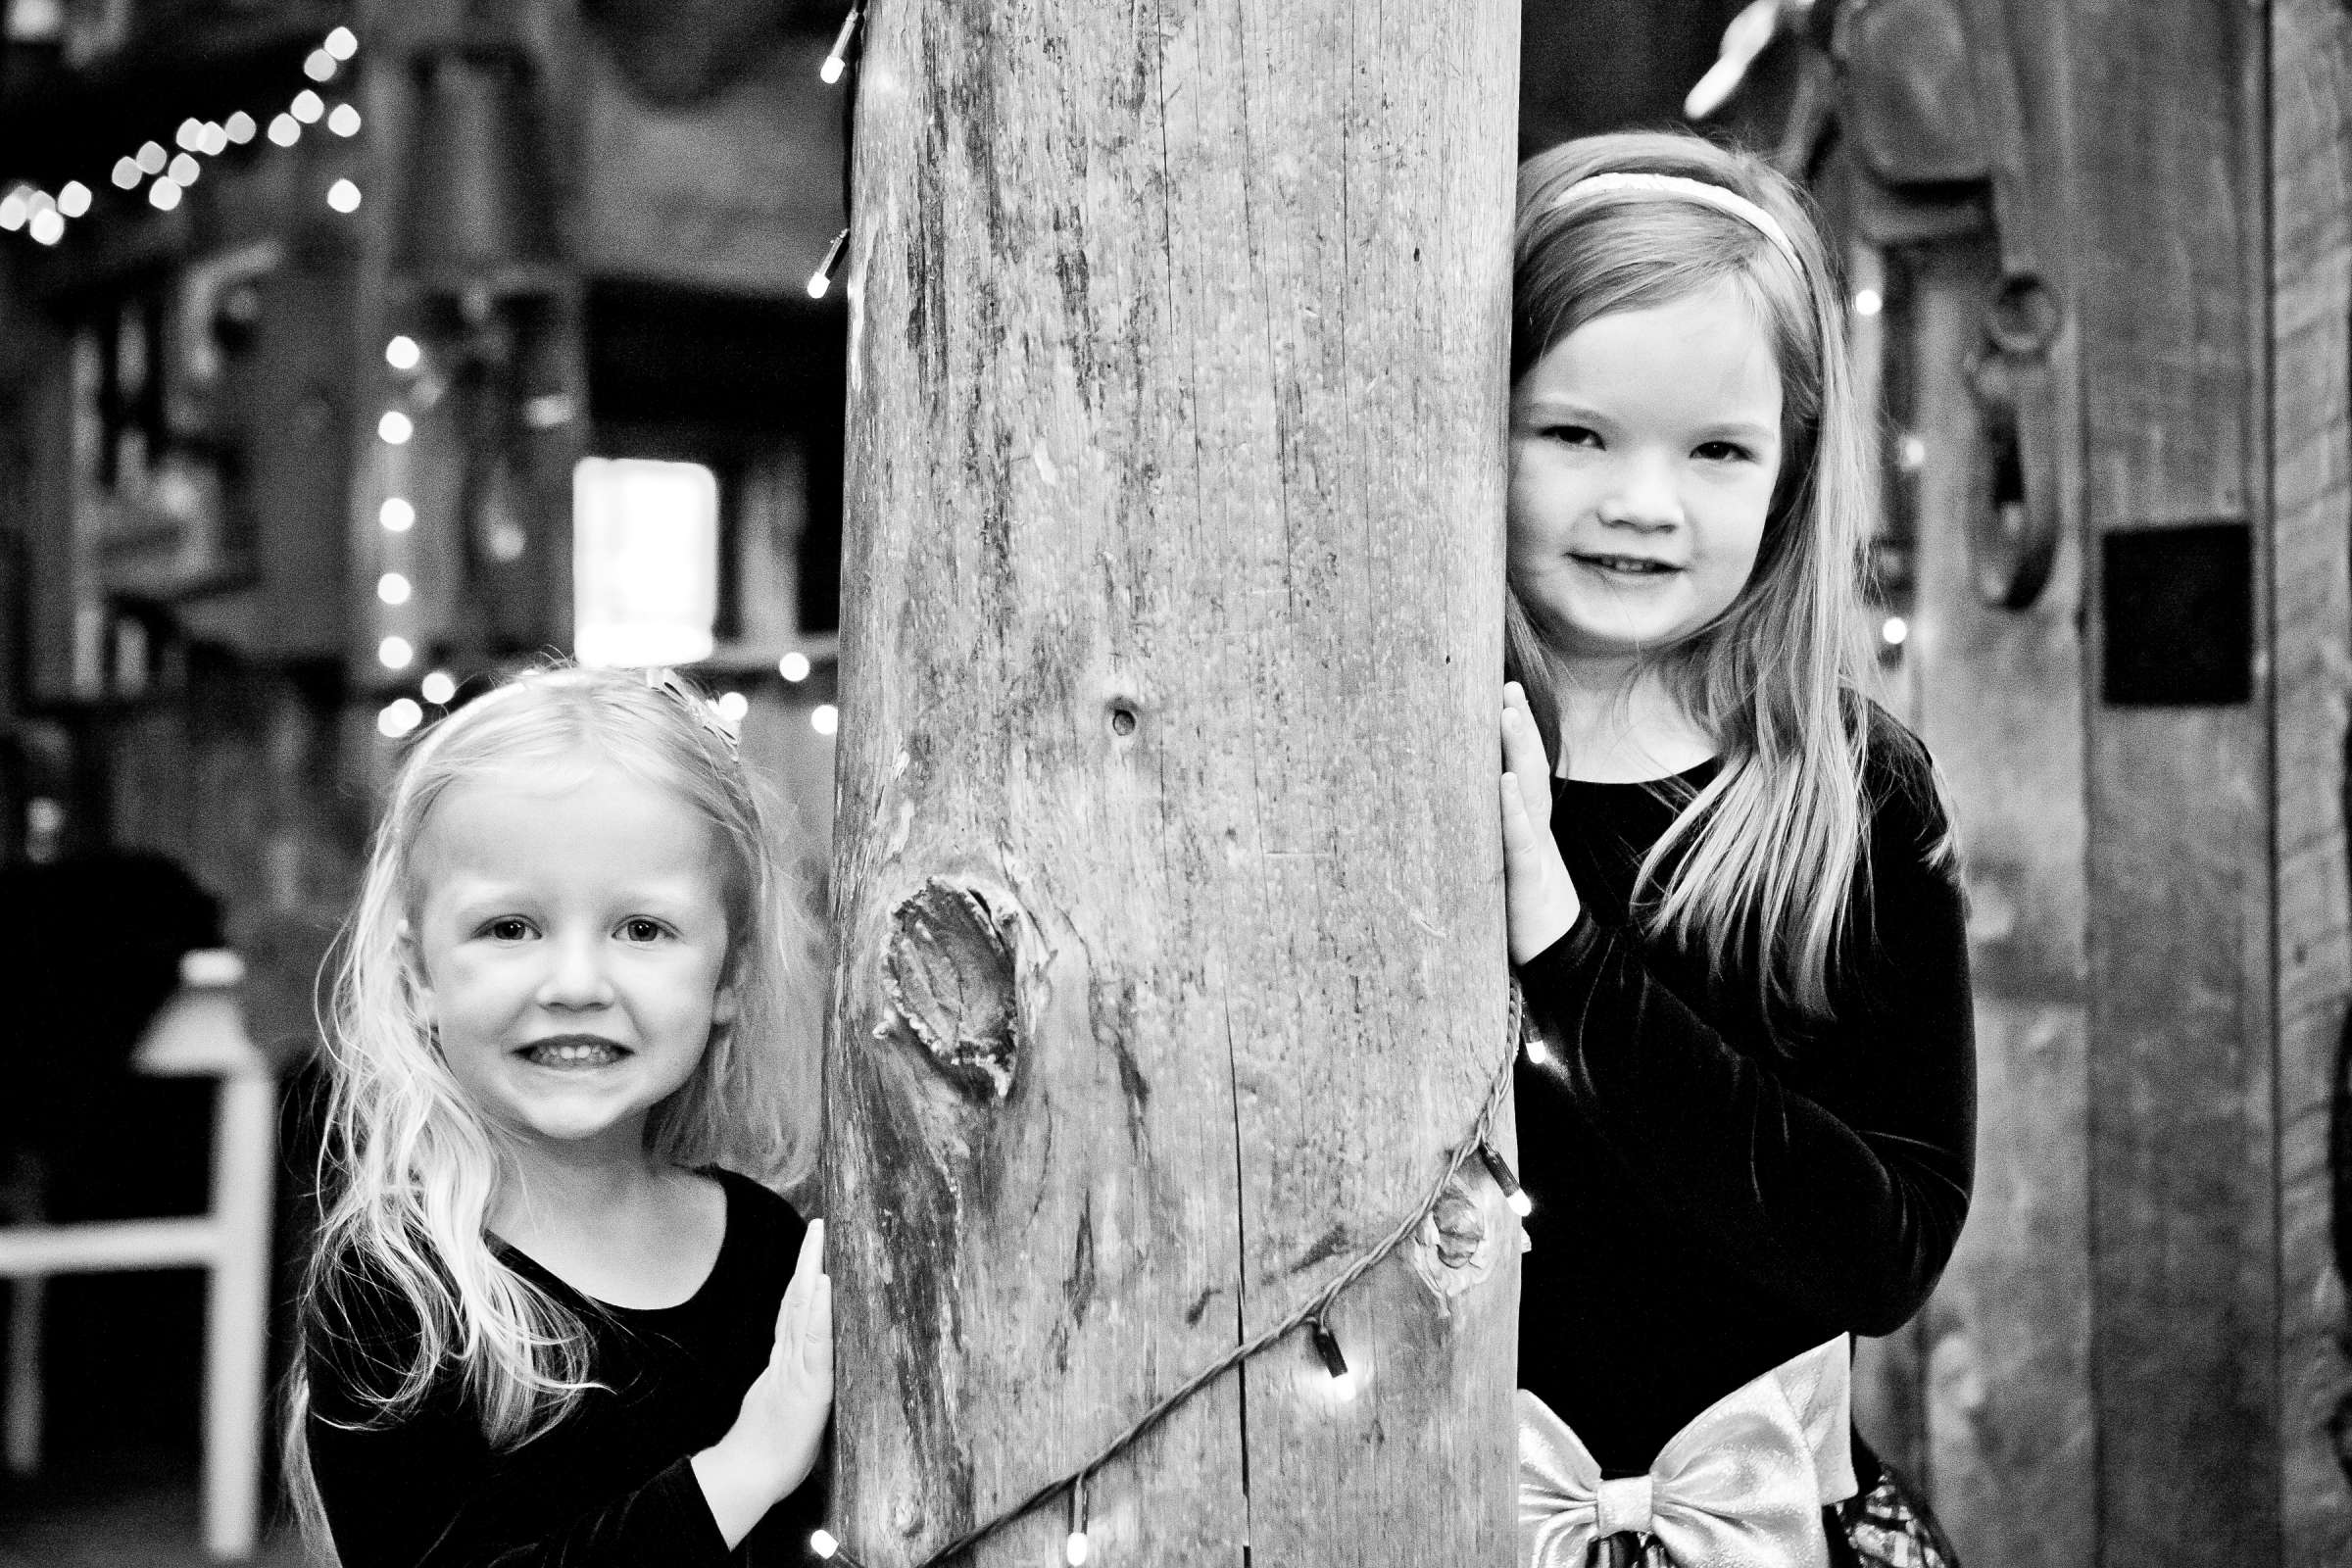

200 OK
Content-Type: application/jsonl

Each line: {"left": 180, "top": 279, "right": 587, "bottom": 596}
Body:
{"left": 1496, "top": 132, "right": 1975, "bottom": 1567}
{"left": 287, "top": 665, "right": 832, "bottom": 1566}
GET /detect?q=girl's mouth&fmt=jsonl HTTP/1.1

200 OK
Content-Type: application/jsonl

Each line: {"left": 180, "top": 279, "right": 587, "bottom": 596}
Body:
{"left": 516, "top": 1036, "right": 630, "bottom": 1068}
{"left": 1573, "top": 553, "right": 1682, "bottom": 577}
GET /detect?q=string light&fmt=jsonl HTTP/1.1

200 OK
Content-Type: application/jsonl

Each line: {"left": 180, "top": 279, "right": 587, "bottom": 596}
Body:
{"left": 778, "top": 651, "right": 811, "bottom": 682}
{"left": 377, "top": 411, "right": 413, "bottom": 444}
{"left": 806, "top": 226, "right": 849, "bottom": 299}
{"left": 1479, "top": 1142, "right": 1532, "bottom": 1218}
{"left": 1309, "top": 1314, "right": 1356, "bottom": 1400}
{"left": 379, "top": 497, "right": 416, "bottom": 532}
{"left": 377, "top": 572, "right": 412, "bottom": 606}
{"left": 385, "top": 335, "right": 420, "bottom": 370}
{"left": 811, "top": 703, "right": 840, "bottom": 736}
{"left": 377, "top": 698, "right": 423, "bottom": 739}
{"left": 10, "top": 28, "right": 357, "bottom": 247}
{"left": 1881, "top": 615, "right": 1910, "bottom": 648}
{"left": 715, "top": 691, "right": 750, "bottom": 724}
{"left": 1852, "top": 287, "right": 1884, "bottom": 318}
{"left": 420, "top": 669, "right": 457, "bottom": 705}
{"left": 1524, "top": 1026, "right": 1551, "bottom": 1066}
{"left": 807, "top": 1527, "right": 874, "bottom": 1567}
{"left": 1065, "top": 1472, "right": 1092, "bottom": 1566}
{"left": 377, "top": 635, "right": 415, "bottom": 670}
{"left": 821, "top": 4, "right": 863, "bottom": 83}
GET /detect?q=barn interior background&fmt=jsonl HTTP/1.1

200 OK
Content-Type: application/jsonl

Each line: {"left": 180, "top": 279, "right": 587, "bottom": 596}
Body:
{"left": 0, "top": 1, "right": 2342, "bottom": 1565}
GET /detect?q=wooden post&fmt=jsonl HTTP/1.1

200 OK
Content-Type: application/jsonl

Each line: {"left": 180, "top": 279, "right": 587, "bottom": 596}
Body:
{"left": 826, "top": 5, "right": 1520, "bottom": 1567}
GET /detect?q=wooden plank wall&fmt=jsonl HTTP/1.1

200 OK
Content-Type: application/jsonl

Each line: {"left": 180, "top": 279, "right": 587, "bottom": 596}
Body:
{"left": 2071, "top": 3, "right": 2277, "bottom": 1562}
{"left": 1904, "top": 236, "right": 2094, "bottom": 1568}
{"left": 2272, "top": 3, "right": 2352, "bottom": 1564}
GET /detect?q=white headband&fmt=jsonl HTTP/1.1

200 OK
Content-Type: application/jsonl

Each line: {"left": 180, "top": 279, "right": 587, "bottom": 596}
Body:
{"left": 1551, "top": 172, "right": 1802, "bottom": 271}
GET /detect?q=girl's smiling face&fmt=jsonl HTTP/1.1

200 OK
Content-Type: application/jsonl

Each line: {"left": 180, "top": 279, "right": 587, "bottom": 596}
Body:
{"left": 1508, "top": 279, "right": 1785, "bottom": 671}
{"left": 407, "top": 758, "right": 737, "bottom": 1158}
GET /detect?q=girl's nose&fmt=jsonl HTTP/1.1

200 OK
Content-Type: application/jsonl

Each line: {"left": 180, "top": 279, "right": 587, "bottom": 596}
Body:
{"left": 536, "top": 932, "right": 615, "bottom": 1009}
{"left": 1597, "top": 453, "right": 1685, "bottom": 531}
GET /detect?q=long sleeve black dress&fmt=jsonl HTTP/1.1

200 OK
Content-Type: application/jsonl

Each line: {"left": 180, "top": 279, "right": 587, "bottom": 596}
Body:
{"left": 306, "top": 1168, "right": 825, "bottom": 1568}
{"left": 1512, "top": 706, "right": 1976, "bottom": 1477}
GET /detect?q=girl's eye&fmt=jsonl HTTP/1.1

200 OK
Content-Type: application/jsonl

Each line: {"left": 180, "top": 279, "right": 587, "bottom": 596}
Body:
{"left": 1694, "top": 440, "right": 1754, "bottom": 463}
{"left": 620, "top": 918, "right": 667, "bottom": 943}
{"left": 484, "top": 918, "right": 533, "bottom": 942}
{"left": 1544, "top": 423, "right": 1601, "bottom": 448}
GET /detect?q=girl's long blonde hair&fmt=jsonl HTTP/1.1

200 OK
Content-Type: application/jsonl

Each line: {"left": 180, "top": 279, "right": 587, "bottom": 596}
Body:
{"left": 1509, "top": 131, "right": 1930, "bottom": 1030}
{"left": 285, "top": 664, "right": 821, "bottom": 1549}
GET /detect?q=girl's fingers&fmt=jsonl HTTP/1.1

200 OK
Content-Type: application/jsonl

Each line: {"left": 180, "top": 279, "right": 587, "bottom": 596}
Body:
{"left": 1500, "top": 697, "right": 1553, "bottom": 825}
{"left": 775, "top": 1218, "right": 826, "bottom": 1341}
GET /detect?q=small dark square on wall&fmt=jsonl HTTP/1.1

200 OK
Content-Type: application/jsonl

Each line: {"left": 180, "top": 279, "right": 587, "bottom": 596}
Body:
{"left": 2100, "top": 520, "right": 2252, "bottom": 707}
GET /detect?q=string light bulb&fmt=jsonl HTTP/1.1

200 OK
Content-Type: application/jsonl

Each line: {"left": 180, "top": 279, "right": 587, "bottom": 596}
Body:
{"left": 28, "top": 209, "right": 62, "bottom": 245}
{"left": 811, "top": 703, "right": 840, "bottom": 736}
{"left": 1524, "top": 1025, "right": 1551, "bottom": 1066}
{"left": 268, "top": 113, "right": 300, "bottom": 147}
{"left": 806, "top": 225, "right": 849, "bottom": 299}
{"left": 224, "top": 111, "right": 257, "bottom": 144}
{"left": 136, "top": 141, "right": 167, "bottom": 173}
{"left": 821, "top": 4, "right": 863, "bottom": 83}
{"left": 420, "top": 669, "right": 456, "bottom": 705}
{"left": 1881, "top": 615, "right": 1910, "bottom": 648}
{"left": 175, "top": 117, "right": 205, "bottom": 151}
{"left": 377, "top": 635, "right": 414, "bottom": 670}
{"left": 328, "top": 102, "right": 362, "bottom": 136}
{"left": 199, "top": 121, "right": 228, "bottom": 155}
{"left": 379, "top": 497, "right": 416, "bottom": 532}
{"left": 377, "top": 410, "right": 412, "bottom": 444}
{"left": 148, "top": 179, "right": 182, "bottom": 212}
{"left": 169, "top": 153, "right": 200, "bottom": 185}
{"left": 385, "top": 335, "right": 420, "bottom": 370}
{"left": 0, "top": 189, "right": 24, "bottom": 231}
{"left": 377, "top": 698, "right": 422, "bottom": 739}
{"left": 327, "top": 177, "right": 362, "bottom": 213}
{"left": 1479, "top": 1143, "right": 1532, "bottom": 1218}
{"left": 304, "top": 47, "right": 337, "bottom": 81}
{"left": 377, "top": 572, "right": 413, "bottom": 606}
{"left": 291, "top": 89, "right": 324, "bottom": 123}
{"left": 809, "top": 1531, "right": 838, "bottom": 1560}
{"left": 111, "top": 157, "right": 140, "bottom": 189}
{"left": 323, "top": 25, "right": 359, "bottom": 60}
{"left": 778, "top": 650, "right": 811, "bottom": 682}
{"left": 1309, "top": 1314, "right": 1355, "bottom": 1400}
{"left": 57, "top": 181, "right": 89, "bottom": 218}
{"left": 1065, "top": 1471, "right": 1092, "bottom": 1566}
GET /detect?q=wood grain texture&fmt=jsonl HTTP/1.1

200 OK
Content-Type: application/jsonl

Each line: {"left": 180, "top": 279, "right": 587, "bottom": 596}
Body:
{"left": 1901, "top": 239, "right": 2095, "bottom": 1568}
{"left": 826, "top": 5, "right": 1520, "bottom": 1565}
{"left": 2271, "top": 3, "right": 2352, "bottom": 1562}
{"left": 2071, "top": 3, "right": 2278, "bottom": 1562}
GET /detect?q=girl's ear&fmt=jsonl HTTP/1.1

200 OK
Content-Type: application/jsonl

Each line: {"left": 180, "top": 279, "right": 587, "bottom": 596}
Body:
{"left": 710, "top": 967, "right": 742, "bottom": 1029}
{"left": 398, "top": 918, "right": 437, "bottom": 1016}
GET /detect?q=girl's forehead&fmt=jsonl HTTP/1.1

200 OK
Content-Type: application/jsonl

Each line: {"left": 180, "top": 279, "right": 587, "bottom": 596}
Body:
{"left": 1520, "top": 281, "right": 1784, "bottom": 423}
{"left": 408, "top": 756, "right": 725, "bottom": 897}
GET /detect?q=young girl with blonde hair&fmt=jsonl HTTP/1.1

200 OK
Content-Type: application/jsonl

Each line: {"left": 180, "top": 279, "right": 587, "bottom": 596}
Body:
{"left": 289, "top": 665, "right": 831, "bottom": 1566}
{"left": 1496, "top": 131, "right": 1974, "bottom": 1567}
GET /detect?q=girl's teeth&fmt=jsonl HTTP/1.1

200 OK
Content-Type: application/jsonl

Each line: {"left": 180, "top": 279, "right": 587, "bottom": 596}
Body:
{"left": 532, "top": 1043, "right": 620, "bottom": 1064}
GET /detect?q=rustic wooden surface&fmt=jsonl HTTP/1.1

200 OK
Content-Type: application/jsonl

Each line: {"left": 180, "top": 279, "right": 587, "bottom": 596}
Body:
{"left": 2271, "top": 2, "right": 2352, "bottom": 1562}
{"left": 2071, "top": 3, "right": 2278, "bottom": 1562}
{"left": 826, "top": 5, "right": 1520, "bottom": 1566}
{"left": 1898, "top": 237, "right": 2095, "bottom": 1568}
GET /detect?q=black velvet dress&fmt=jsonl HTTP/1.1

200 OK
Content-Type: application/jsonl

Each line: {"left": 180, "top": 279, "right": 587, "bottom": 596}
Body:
{"left": 306, "top": 1168, "right": 826, "bottom": 1567}
{"left": 1512, "top": 707, "right": 1977, "bottom": 1478}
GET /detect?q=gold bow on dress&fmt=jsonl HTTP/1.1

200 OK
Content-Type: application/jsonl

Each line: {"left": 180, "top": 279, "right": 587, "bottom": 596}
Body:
{"left": 1519, "top": 1336, "right": 1859, "bottom": 1568}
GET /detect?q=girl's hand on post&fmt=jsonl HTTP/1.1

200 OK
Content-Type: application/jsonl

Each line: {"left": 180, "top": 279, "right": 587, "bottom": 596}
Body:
{"left": 693, "top": 1218, "right": 833, "bottom": 1548}
{"left": 1499, "top": 683, "right": 1583, "bottom": 965}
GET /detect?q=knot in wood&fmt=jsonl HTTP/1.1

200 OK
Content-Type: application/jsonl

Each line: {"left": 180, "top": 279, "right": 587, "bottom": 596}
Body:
{"left": 1409, "top": 1177, "right": 1499, "bottom": 1303}
{"left": 878, "top": 879, "right": 1022, "bottom": 1101}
